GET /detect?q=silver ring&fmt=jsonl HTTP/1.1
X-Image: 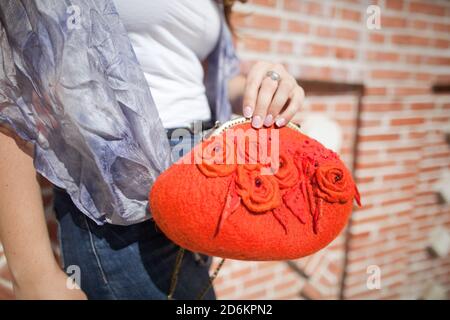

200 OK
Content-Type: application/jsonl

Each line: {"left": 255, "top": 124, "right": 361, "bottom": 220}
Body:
{"left": 266, "top": 70, "right": 281, "bottom": 82}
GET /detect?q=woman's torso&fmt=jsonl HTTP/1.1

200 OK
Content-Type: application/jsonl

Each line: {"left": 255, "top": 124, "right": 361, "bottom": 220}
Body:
{"left": 113, "top": 0, "right": 222, "bottom": 129}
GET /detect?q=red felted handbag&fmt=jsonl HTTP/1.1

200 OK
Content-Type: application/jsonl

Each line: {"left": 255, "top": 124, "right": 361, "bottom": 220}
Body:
{"left": 149, "top": 117, "right": 361, "bottom": 261}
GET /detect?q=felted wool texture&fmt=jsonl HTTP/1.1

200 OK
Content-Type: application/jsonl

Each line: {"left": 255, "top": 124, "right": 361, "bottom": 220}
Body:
{"left": 150, "top": 123, "right": 360, "bottom": 261}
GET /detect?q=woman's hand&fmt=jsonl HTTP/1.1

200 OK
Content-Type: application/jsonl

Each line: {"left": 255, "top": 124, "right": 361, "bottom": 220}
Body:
{"left": 13, "top": 265, "right": 88, "bottom": 300}
{"left": 242, "top": 61, "right": 305, "bottom": 128}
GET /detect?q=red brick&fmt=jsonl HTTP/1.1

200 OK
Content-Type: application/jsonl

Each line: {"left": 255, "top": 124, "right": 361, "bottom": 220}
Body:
{"left": 252, "top": 0, "right": 277, "bottom": 7}
{"left": 433, "top": 38, "right": 450, "bottom": 49}
{"left": 239, "top": 289, "right": 267, "bottom": 300}
{"left": 309, "top": 103, "right": 327, "bottom": 112}
{"left": 231, "top": 12, "right": 250, "bottom": 29}
{"left": 415, "top": 72, "right": 433, "bottom": 81}
{"left": 328, "top": 261, "right": 343, "bottom": 275}
{"left": 288, "top": 20, "right": 310, "bottom": 34}
{"left": 436, "top": 74, "right": 450, "bottom": 82}
{"left": 386, "top": 0, "right": 404, "bottom": 10}
{"left": 216, "top": 285, "right": 238, "bottom": 297}
{"left": 250, "top": 14, "right": 281, "bottom": 30}
{"left": 411, "top": 19, "right": 428, "bottom": 30}
{"left": 409, "top": 131, "right": 427, "bottom": 139}
{"left": 406, "top": 55, "right": 423, "bottom": 64}
{"left": 356, "top": 160, "right": 396, "bottom": 169}
{"left": 304, "top": 2, "right": 323, "bottom": 15}
{"left": 383, "top": 172, "right": 415, "bottom": 181}
{"left": 334, "top": 47, "right": 356, "bottom": 60}
{"left": 382, "top": 16, "right": 407, "bottom": 28}
{"left": 433, "top": 23, "right": 450, "bottom": 33}
{"left": 426, "top": 56, "right": 450, "bottom": 66}
{"left": 233, "top": 13, "right": 281, "bottom": 31}
{"left": 394, "top": 87, "right": 429, "bottom": 96}
{"left": 382, "top": 196, "right": 413, "bottom": 206}
{"left": 315, "top": 25, "right": 331, "bottom": 37}
{"left": 341, "top": 8, "right": 362, "bottom": 22}
{"left": 350, "top": 231, "right": 371, "bottom": 241}
{"left": 231, "top": 266, "right": 252, "bottom": 278}
{"left": 387, "top": 146, "right": 421, "bottom": 154}
{"left": 431, "top": 116, "right": 450, "bottom": 123}
{"left": 335, "top": 103, "right": 353, "bottom": 112}
{"left": 364, "top": 102, "right": 404, "bottom": 112}
{"left": 409, "top": 2, "right": 446, "bottom": 16}
{"left": 242, "top": 36, "right": 271, "bottom": 52}
{"left": 357, "top": 149, "right": 380, "bottom": 157}
{"left": 354, "top": 214, "right": 390, "bottom": 227}
{"left": 365, "top": 87, "right": 387, "bottom": 96}
{"left": 277, "top": 40, "right": 293, "bottom": 54}
{"left": 306, "top": 43, "right": 329, "bottom": 57}
{"left": 379, "top": 223, "right": 410, "bottom": 235}
{"left": 360, "top": 119, "right": 381, "bottom": 127}
{"left": 411, "top": 103, "right": 434, "bottom": 110}
{"left": 359, "top": 134, "right": 400, "bottom": 142}
{"left": 367, "top": 51, "right": 400, "bottom": 62}
{"left": 283, "top": 0, "right": 301, "bottom": 11}
{"left": 335, "top": 27, "right": 359, "bottom": 41}
{"left": 371, "top": 70, "right": 410, "bottom": 80}
{"left": 244, "top": 273, "right": 274, "bottom": 289}
{"left": 391, "top": 34, "right": 429, "bottom": 46}
{"left": 300, "top": 283, "right": 323, "bottom": 299}
{"left": 370, "top": 33, "right": 385, "bottom": 43}
{"left": 274, "top": 279, "right": 299, "bottom": 291}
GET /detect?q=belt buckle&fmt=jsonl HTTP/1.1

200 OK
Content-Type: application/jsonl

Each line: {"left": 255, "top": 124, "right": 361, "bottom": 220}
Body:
{"left": 202, "top": 120, "right": 221, "bottom": 139}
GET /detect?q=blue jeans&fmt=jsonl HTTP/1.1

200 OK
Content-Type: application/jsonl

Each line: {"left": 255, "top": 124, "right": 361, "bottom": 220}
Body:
{"left": 55, "top": 133, "right": 215, "bottom": 300}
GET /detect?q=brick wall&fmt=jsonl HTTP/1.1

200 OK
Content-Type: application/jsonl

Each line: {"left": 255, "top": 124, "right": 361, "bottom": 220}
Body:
{"left": 0, "top": 0, "right": 449, "bottom": 299}
{"left": 212, "top": 0, "right": 450, "bottom": 300}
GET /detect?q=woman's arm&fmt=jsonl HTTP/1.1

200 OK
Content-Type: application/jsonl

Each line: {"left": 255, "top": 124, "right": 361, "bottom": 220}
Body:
{"left": 0, "top": 129, "right": 86, "bottom": 299}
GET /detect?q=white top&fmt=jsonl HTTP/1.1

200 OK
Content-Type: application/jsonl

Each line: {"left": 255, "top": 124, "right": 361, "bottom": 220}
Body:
{"left": 114, "top": 0, "right": 221, "bottom": 128}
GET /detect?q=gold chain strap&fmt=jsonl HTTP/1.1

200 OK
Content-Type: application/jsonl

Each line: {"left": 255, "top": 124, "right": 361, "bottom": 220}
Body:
{"left": 167, "top": 248, "right": 185, "bottom": 300}
{"left": 197, "top": 258, "right": 226, "bottom": 300}
{"left": 167, "top": 247, "right": 226, "bottom": 300}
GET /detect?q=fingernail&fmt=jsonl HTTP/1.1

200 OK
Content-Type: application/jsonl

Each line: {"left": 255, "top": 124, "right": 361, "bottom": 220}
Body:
{"left": 252, "top": 115, "right": 263, "bottom": 128}
{"left": 243, "top": 106, "right": 253, "bottom": 118}
{"left": 275, "top": 117, "right": 286, "bottom": 127}
{"left": 263, "top": 114, "right": 273, "bottom": 127}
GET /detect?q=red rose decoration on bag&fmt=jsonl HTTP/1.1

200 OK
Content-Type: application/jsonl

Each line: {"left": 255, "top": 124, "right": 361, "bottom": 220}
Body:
{"left": 235, "top": 166, "right": 281, "bottom": 213}
{"left": 273, "top": 153, "right": 299, "bottom": 189}
{"left": 196, "top": 137, "right": 236, "bottom": 177}
{"left": 314, "top": 165, "right": 359, "bottom": 204}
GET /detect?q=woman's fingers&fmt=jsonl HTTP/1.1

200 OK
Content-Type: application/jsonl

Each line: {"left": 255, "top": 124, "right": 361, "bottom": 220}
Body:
{"left": 264, "top": 78, "right": 295, "bottom": 127}
{"left": 252, "top": 75, "right": 279, "bottom": 128}
{"left": 274, "top": 86, "right": 305, "bottom": 127}
{"left": 242, "top": 61, "right": 271, "bottom": 119}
